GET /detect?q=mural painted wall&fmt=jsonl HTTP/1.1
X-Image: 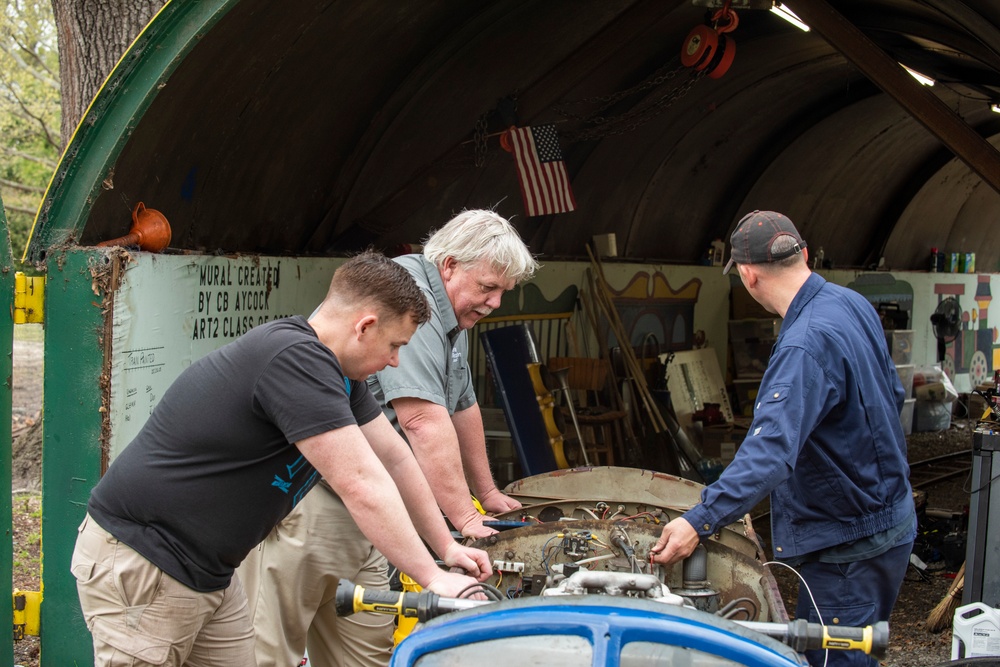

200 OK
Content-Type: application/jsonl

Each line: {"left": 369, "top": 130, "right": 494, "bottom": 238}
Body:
{"left": 521, "top": 262, "right": 996, "bottom": 396}
{"left": 104, "top": 252, "right": 992, "bottom": 457}
{"left": 837, "top": 269, "right": 996, "bottom": 394}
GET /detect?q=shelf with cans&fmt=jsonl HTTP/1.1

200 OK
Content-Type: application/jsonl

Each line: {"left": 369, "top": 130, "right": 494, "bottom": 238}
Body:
{"left": 930, "top": 247, "right": 976, "bottom": 274}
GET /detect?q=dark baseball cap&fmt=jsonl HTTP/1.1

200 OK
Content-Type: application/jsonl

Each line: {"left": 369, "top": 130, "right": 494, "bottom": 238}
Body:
{"left": 723, "top": 210, "right": 807, "bottom": 275}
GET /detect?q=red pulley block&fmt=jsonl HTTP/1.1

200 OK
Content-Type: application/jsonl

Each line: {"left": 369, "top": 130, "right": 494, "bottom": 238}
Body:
{"left": 708, "top": 34, "right": 736, "bottom": 79}
{"left": 680, "top": 24, "right": 719, "bottom": 71}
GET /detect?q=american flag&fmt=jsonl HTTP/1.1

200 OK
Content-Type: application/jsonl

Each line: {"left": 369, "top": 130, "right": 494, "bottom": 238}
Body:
{"left": 506, "top": 124, "right": 576, "bottom": 217}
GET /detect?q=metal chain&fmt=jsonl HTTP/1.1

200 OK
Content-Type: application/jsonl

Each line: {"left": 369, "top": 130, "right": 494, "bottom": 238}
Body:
{"left": 552, "top": 57, "right": 689, "bottom": 122}
{"left": 564, "top": 68, "right": 706, "bottom": 142}
{"left": 473, "top": 114, "right": 489, "bottom": 167}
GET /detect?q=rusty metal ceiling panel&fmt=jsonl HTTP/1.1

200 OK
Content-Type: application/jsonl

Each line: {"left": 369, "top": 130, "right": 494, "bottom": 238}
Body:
{"left": 29, "top": 0, "right": 1000, "bottom": 272}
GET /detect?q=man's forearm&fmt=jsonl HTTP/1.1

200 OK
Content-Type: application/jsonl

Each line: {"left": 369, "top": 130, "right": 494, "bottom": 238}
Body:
{"left": 396, "top": 399, "right": 483, "bottom": 531}
{"left": 383, "top": 449, "right": 461, "bottom": 557}
{"left": 299, "top": 426, "right": 443, "bottom": 586}
{"left": 360, "top": 416, "right": 459, "bottom": 557}
{"left": 451, "top": 403, "right": 498, "bottom": 498}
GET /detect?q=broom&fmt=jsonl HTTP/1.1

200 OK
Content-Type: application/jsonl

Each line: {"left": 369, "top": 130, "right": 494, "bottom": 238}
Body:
{"left": 925, "top": 561, "right": 965, "bottom": 632}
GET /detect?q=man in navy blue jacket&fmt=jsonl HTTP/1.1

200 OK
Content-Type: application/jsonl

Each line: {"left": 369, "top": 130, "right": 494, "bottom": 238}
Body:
{"left": 651, "top": 210, "right": 916, "bottom": 667}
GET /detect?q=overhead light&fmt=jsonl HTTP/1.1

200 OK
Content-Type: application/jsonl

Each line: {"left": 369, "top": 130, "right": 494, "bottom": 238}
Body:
{"left": 901, "top": 64, "right": 935, "bottom": 86}
{"left": 770, "top": 3, "right": 810, "bottom": 31}
{"left": 991, "top": 103, "right": 1000, "bottom": 114}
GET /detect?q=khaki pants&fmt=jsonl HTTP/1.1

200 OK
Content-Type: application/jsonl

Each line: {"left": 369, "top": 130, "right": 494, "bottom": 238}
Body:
{"left": 238, "top": 485, "right": 394, "bottom": 667}
{"left": 71, "top": 514, "right": 257, "bottom": 666}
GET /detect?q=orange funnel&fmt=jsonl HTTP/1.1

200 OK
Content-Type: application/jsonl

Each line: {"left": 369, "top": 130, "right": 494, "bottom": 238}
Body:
{"left": 96, "top": 202, "right": 172, "bottom": 252}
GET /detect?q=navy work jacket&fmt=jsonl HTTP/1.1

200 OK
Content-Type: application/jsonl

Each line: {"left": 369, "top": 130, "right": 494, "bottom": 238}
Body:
{"left": 684, "top": 273, "right": 914, "bottom": 559}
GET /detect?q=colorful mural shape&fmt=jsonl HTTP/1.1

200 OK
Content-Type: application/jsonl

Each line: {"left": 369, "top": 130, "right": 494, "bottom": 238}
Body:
{"left": 931, "top": 276, "right": 995, "bottom": 387}
{"left": 605, "top": 271, "right": 702, "bottom": 354}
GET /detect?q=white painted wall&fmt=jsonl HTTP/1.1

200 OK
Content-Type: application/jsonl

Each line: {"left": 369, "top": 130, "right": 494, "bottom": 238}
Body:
{"left": 107, "top": 253, "right": 993, "bottom": 460}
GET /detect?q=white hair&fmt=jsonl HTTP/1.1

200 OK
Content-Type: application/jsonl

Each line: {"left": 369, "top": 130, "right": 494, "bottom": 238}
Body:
{"left": 423, "top": 209, "right": 539, "bottom": 283}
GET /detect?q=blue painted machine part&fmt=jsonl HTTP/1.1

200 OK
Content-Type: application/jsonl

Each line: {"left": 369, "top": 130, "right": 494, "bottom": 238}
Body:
{"left": 391, "top": 596, "right": 808, "bottom": 667}
{"left": 482, "top": 520, "right": 534, "bottom": 530}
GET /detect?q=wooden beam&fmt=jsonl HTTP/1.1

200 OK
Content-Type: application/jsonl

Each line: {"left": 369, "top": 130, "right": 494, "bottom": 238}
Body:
{"left": 784, "top": 0, "right": 1000, "bottom": 197}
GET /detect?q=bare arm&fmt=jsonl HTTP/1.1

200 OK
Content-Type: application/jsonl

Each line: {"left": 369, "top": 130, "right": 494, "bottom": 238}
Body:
{"left": 451, "top": 403, "right": 520, "bottom": 513}
{"left": 359, "top": 413, "right": 491, "bottom": 579}
{"left": 394, "top": 397, "right": 495, "bottom": 537}
{"left": 296, "top": 425, "right": 483, "bottom": 594}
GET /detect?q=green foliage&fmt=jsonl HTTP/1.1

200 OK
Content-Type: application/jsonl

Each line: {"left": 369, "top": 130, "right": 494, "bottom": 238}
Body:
{"left": 0, "top": 0, "right": 60, "bottom": 261}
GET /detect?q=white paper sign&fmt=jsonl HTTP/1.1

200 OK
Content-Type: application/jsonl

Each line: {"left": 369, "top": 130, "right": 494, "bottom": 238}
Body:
{"left": 108, "top": 254, "right": 341, "bottom": 459}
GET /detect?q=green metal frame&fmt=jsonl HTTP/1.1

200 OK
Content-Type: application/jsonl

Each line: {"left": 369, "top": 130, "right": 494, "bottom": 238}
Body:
{"left": 41, "top": 248, "right": 107, "bottom": 664}
{"left": 24, "top": 2, "right": 241, "bottom": 662}
{"left": 0, "top": 196, "right": 14, "bottom": 666}
{"left": 25, "top": 0, "right": 238, "bottom": 263}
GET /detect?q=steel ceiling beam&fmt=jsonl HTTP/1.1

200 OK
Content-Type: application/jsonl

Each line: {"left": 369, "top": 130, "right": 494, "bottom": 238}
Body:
{"left": 784, "top": 0, "right": 1000, "bottom": 198}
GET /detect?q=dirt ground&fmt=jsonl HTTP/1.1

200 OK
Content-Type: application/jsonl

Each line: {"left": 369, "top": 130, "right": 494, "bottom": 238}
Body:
{"left": 11, "top": 329, "right": 42, "bottom": 666}
{"left": 5, "top": 332, "right": 985, "bottom": 665}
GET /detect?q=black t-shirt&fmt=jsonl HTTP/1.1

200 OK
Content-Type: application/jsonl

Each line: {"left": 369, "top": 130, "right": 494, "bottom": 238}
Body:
{"left": 88, "top": 316, "right": 381, "bottom": 591}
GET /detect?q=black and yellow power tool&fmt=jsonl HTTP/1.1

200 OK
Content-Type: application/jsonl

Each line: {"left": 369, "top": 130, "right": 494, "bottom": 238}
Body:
{"left": 335, "top": 579, "right": 888, "bottom": 659}
{"left": 335, "top": 579, "right": 484, "bottom": 623}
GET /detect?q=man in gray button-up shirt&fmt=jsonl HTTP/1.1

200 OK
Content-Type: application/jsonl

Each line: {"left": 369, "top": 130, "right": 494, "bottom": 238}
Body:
{"left": 240, "top": 210, "right": 538, "bottom": 667}
{"left": 370, "top": 225, "right": 537, "bottom": 537}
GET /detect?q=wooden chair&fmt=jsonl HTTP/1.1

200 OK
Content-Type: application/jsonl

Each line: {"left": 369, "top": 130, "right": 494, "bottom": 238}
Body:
{"left": 548, "top": 356, "right": 628, "bottom": 467}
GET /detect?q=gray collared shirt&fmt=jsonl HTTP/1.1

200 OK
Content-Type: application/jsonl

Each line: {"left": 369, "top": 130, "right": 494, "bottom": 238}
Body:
{"left": 367, "top": 254, "right": 476, "bottom": 436}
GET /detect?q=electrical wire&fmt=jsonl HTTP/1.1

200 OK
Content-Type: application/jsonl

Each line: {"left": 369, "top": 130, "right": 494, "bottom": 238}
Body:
{"left": 540, "top": 534, "right": 562, "bottom": 575}
{"left": 717, "top": 597, "right": 759, "bottom": 621}
{"left": 611, "top": 525, "right": 640, "bottom": 573}
{"left": 763, "top": 560, "right": 828, "bottom": 667}
{"left": 589, "top": 535, "right": 613, "bottom": 550}
{"left": 456, "top": 581, "right": 504, "bottom": 601}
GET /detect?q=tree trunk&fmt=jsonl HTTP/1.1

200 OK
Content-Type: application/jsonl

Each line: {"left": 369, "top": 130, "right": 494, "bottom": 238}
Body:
{"left": 51, "top": 0, "right": 166, "bottom": 149}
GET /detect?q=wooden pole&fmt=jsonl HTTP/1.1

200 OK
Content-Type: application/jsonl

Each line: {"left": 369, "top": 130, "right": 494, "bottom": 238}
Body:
{"left": 586, "top": 245, "right": 667, "bottom": 432}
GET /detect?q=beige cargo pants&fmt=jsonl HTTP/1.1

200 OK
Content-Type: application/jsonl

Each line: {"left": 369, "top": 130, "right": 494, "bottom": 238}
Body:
{"left": 71, "top": 514, "right": 257, "bottom": 666}
{"left": 238, "top": 484, "right": 394, "bottom": 667}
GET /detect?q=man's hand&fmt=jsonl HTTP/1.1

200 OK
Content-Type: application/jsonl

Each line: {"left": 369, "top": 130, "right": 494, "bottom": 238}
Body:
{"left": 459, "top": 516, "right": 498, "bottom": 540}
{"left": 441, "top": 542, "right": 493, "bottom": 582}
{"left": 649, "top": 517, "right": 700, "bottom": 566}
{"left": 423, "top": 571, "right": 487, "bottom": 599}
{"left": 477, "top": 487, "right": 522, "bottom": 513}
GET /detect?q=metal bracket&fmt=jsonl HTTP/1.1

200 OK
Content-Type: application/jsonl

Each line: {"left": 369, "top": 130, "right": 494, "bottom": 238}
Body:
{"left": 14, "top": 272, "right": 44, "bottom": 324}
{"left": 12, "top": 589, "right": 42, "bottom": 639}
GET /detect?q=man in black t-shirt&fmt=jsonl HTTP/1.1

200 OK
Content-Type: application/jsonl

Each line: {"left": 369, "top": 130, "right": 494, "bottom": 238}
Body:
{"left": 71, "top": 251, "right": 492, "bottom": 667}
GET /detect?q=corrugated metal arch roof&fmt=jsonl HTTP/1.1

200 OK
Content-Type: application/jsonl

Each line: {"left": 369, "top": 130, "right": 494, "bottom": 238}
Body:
{"left": 26, "top": 0, "right": 1000, "bottom": 272}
